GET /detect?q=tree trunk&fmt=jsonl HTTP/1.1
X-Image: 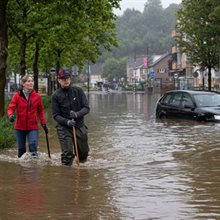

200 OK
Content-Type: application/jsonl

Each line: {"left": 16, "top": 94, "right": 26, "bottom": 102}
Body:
{"left": 33, "top": 41, "right": 39, "bottom": 92}
{"left": 208, "top": 66, "right": 212, "bottom": 91}
{"left": 0, "top": 0, "right": 9, "bottom": 117}
{"left": 20, "top": 32, "right": 27, "bottom": 76}
{"left": 56, "top": 49, "right": 61, "bottom": 89}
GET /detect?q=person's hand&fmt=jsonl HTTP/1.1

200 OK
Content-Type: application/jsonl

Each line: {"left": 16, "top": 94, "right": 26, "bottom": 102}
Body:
{"left": 67, "top": 119, "right": 76, "bottom": 127}
{"left": 70, "top": 110, "right": 78, "bottom": 119}
{"left": 42, "top": 124, "right": 49, "bottom": 134}
{"left": 9, "top": 115, "right": 15, "bottom": 123}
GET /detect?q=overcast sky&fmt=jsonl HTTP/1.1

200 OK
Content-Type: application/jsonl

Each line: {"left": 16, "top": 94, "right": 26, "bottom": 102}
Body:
{"left": 115, "top": 0, "right": 182, "bottom": 15}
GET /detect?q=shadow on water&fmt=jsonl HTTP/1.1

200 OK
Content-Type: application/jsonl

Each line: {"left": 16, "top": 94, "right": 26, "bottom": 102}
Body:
{"left": 1, "top": 92, "right": 220, "bottom": 219}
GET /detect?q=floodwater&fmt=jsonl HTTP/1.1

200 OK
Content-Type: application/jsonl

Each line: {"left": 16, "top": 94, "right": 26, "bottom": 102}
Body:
{"left": 1, "top": 92, "right": 220, "bottom": 220}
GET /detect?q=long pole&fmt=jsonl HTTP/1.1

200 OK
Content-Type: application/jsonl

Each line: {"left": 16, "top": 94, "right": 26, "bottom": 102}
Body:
{"left": 73, "top": 127, "right": 80, "bottom": 167}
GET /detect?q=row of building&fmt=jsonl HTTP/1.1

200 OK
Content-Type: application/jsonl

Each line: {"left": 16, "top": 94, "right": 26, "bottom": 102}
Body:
{"left": 89, "top": 30, "right": 220, "bottom": 91}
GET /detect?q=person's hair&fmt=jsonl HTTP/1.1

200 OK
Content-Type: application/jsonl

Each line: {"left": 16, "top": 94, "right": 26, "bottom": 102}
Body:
{"left": 21, "top": 74, "right": 33, "bottom": 84}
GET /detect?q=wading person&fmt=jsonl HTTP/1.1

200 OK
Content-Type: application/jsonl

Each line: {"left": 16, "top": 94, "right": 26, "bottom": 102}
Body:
{"left": 51, "top": 69, "right": 90, "bottom": 166}
{"left": 7, "top": 74, "right": 48, "bottom": 158}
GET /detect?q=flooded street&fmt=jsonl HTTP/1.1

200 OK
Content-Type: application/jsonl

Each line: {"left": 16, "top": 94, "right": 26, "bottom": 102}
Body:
{"left": 1, "top": 92, "right": 220, "bottom": 219}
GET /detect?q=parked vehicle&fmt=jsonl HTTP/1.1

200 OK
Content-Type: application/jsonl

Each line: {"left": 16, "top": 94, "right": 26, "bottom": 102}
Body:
{"left": 156, "top": 90, "right": 220, "bottom": 122}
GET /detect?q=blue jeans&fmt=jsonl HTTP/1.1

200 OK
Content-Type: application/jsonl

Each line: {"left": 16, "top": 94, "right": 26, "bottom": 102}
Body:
{"left": 15, "top": 129, "right": 39, "bottom": 158}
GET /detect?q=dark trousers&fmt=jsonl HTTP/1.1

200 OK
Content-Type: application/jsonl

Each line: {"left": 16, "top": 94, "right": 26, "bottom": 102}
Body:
{"left": 56, "top": 125, "right": 89, "bottom": 166}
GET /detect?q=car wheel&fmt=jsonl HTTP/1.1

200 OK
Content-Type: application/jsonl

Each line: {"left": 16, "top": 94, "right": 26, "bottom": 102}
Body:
{"left": 160, "top": 114, "right": 167, "bottom": 119}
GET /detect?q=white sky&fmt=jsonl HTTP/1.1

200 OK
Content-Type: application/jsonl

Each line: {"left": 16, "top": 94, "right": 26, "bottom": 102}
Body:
{"left": 115, "top": 0, "right": 182, "bottom": 15}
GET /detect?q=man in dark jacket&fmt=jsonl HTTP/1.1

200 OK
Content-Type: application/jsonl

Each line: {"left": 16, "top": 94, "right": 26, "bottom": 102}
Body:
{"left": 51, "top": 69, "right": 90, "bottom": 166}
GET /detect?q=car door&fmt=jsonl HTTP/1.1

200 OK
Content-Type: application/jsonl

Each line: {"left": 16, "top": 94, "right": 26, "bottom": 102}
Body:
{"left": 179, "top": 93, "right": 197, "bottom": 119}
{"left": 166, "top": 92, "right": 183, "bottom": 118}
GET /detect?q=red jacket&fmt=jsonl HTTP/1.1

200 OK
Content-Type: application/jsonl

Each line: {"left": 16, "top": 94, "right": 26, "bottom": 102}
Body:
{"left": 7, "top": 90, "right": 46, "bottom": 130}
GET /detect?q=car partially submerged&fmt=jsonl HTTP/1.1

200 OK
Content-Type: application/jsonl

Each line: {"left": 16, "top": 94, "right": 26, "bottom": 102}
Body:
{"left": 156, "top": 90, "right": 220, "bottom": 122}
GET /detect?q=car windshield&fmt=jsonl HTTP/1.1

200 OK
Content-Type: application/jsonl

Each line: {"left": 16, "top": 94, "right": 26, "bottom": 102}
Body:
{"left": 193, "top": 94, "right": 220, "bottom": 107}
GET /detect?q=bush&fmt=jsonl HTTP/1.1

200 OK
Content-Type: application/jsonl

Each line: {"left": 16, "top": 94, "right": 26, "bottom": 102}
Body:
{"left": 41, "top": 96, "right": 51, "bottom": 109}
{"left": 0, "top": 117, "right": 16, "bottom": 149}
{"left": 0, "top": 99, "right": 15, "bottom": 149}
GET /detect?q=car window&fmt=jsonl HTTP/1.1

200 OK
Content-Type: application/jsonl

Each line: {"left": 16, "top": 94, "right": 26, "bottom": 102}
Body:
{"left": 168, "top": 93, "right": 182, "bottom": 107}
{"left": 181, "top": 94, "right": 194, "bottom": 107}
{"left": 161, "top": 94, "right": 172, "bottom": 104}
{"left": 194, "top": 94, "right": 220, "bottom": 107}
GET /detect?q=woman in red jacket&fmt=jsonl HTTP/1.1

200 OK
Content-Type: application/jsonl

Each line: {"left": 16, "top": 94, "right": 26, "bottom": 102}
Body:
{"left": 7, "top": 74, "right": 48, "bottom": 158}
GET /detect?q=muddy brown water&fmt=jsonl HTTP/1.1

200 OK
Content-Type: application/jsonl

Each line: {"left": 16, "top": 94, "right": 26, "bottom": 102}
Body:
{"left": 0, "top": 92, "right": 220, "bottom": 219}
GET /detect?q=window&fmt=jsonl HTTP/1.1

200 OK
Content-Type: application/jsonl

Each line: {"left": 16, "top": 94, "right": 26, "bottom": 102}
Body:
{"left": 169, "top": 93, "right": 182, "bottom": 107}
{"left": 182, "top": 94, "right": 194, "bottom": 107}
{"left": 161, "top": 94, "right": 172, "bottom": 104}
{"left": 194, "top": 94, "right": 220, "bottom": 107}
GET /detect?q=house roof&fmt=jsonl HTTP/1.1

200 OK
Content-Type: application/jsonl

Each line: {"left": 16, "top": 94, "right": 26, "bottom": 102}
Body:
{"left": 127, "top": 53, "right": 169, "bottom": 69}
{"left": 151, "top": 53, "right": 170, "bottom": 66}
{"left": 127, "top": 57, "right": 146, "bottom": 69}
{"left": 127, "top": 53, "right": 170, "bottom": 69}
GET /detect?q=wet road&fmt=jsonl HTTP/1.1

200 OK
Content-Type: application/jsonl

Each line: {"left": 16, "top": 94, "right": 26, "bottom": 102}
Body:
{"left": 0, "top": 92, "right": 220, "bottom": 219}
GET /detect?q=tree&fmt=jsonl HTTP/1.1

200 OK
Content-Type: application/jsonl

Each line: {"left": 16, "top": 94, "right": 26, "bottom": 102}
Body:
{"left": 102, "top": 57, "right": 127, "bottom": 81}
{"left": 7, "top": 0, "right": 46, "bottom": 76}
{"left": 208, "top": 0, "right": 220, "bottom": 36}
{"left": 112, "top": 0, "right": 178, "bottom": 59}
{"left": 0, "top": 0, "right": 120, "bottom": 116}
{"left": 176, "top": 0, "right": 220, "bottom": 91}
{"left": 0, "top": 0, "right": 9, "bottom": 117}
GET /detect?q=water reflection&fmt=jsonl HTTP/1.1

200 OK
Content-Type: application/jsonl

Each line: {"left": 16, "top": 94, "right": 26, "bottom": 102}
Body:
{"left": 0, "top": 162, "right": 121, "bottom": 219}
{"left": 0, "top": 92, "right": 220, "bottom": 219}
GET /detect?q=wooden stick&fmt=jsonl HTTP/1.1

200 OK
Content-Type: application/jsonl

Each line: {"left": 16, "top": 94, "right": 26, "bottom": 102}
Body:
{"left": 73, "top": 127, "right": 80, "bottom": 166}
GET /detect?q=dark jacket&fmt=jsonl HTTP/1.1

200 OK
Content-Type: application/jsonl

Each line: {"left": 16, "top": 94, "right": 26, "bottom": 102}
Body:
{"left": 7, "top": 90, "right": 46, "bottom": 130}
{"left": 51, "top": 86, "right": 89, "bottom": 128}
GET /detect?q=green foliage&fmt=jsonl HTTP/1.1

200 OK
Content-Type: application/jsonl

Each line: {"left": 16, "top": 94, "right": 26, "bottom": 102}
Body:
{"left": 6, "top": 0, "right": 120, "bottom": 74}
{"left": 41, "top": 96, "right": 51, "bottom": 109}
{"left": 208, "top": 0, "right": 220, "bottom": 37}
{"left": 176, "top": 0, "right": 220, "bottom": 90}
{"left": 176, "top": 0, "right": 220, "bottom": 66}
{"left": 0, "top": 116, "right": 15, "bottom": 149}
{"left": 102, "top": 57, "right": 127, "bottom": 81}
{"left": 113, "top": 0, "right": 178, "bottom": 58}
{"left": 0, "top": 94, "right": 15, "bottom": 148}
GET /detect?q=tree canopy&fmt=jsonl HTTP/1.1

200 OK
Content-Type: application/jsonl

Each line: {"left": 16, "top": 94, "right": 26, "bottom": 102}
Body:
{"left": 0, "top": 0, "right": 120, "bottom": 116}
{"left": 176, "top": 0, "right": 220, "bottom": 91}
